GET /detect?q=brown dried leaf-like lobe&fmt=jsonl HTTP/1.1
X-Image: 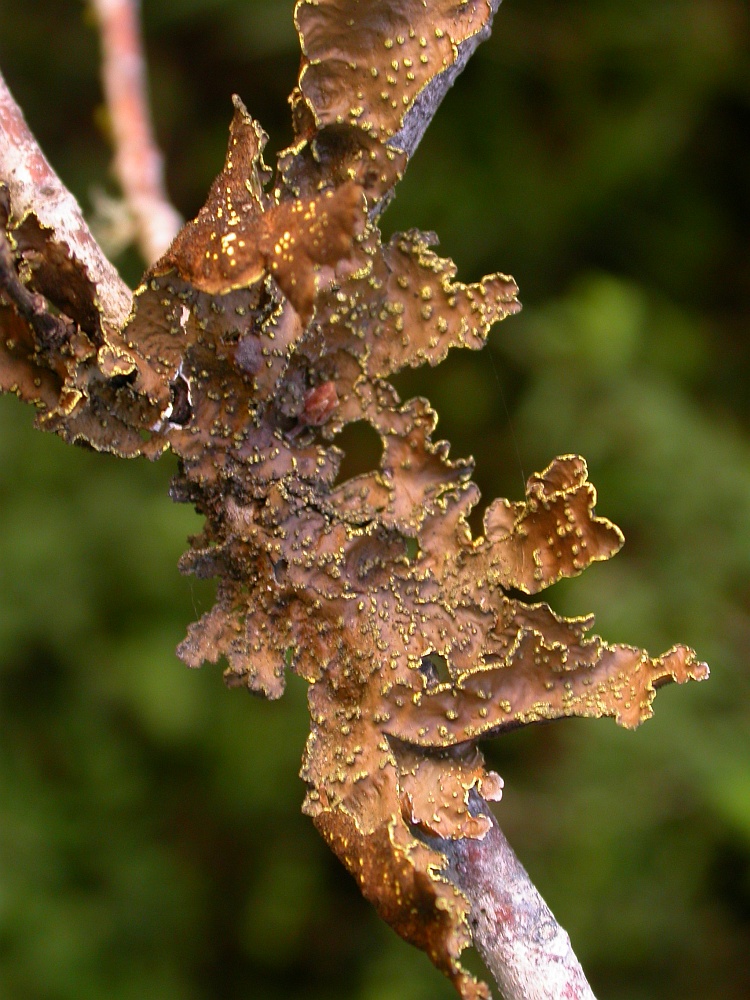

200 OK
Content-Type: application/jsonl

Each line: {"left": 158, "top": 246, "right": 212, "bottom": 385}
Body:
{"left": 313, "top": 805, "right": 489, "bottom": 1000}
{"left": 295, "top": 0, "right": 494, "bottom": 146}
{"left": 330, "top": 228, "right": 520, "bottom": 379}
{"left": 481, "top": 455, "right": 625, "bottom": 594}
{"left": 278, "top": 125, "right": 406, "bottom": 209}
{"left": 260, "top": 180, "right": 365, "bottom": 323}
{"left": 11, "top": 214, "right": 105, "bottom": 340}
{"left": 395, "top": 741, "right": 503, "bottom": 840}
{"left": 0, "top": 303, "right": 62, "bottom": 409}
{"left": 152, "top": 97, "right": 366, "bottom": 322}
{"left": 153, "top": 97, "right": 270, "bottom": 295}
{"left": 178, "top": 584, "right": 291, "bottom": 700}
{"left": 384, "top": 636, "right": 709, "bottom": 748}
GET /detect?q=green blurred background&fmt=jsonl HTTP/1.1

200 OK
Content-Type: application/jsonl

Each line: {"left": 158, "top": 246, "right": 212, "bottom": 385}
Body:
{"left": 1, "top": 1, "right": 749, "bottom": 997}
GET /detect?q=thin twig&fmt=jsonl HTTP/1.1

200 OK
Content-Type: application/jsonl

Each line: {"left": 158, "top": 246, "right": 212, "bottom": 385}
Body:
{"left": 90, "top": 0, "right": 181, "bottom": 264}
{"left": 443, "top": 797, "right": 598, "bottom": 1000}
{"left": 0, "top": 67, "right": 132, "bottom": 331}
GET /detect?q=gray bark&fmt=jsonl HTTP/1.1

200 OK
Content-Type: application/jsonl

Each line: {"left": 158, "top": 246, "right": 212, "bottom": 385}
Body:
{"left": 444, "top": 798, "right": 599, "bottom": 1000}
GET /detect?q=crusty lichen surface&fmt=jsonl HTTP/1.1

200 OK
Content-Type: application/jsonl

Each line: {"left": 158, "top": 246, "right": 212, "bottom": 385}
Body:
{"left": 0, "top": 3, "right": 708, "bottom": 997}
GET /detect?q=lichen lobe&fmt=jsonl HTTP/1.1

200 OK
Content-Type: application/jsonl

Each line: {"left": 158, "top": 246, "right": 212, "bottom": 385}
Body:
{"left": 295, "top": 0, "right": 495, "bottom": 147}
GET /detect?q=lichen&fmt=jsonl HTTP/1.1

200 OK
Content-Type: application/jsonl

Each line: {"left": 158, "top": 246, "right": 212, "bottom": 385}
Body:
{"left": 0, "top": 2, "right": 708, "bottom": 997}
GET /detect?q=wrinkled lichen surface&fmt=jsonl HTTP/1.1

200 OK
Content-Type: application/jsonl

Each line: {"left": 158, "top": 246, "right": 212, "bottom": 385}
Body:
{"left": 0, "top": 3, "right": 708, "bottom": 997}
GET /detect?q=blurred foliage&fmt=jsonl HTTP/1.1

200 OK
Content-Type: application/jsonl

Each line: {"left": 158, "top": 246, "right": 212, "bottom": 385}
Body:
{"left": 0, "top": 0, "right": 749, "bottom": 997}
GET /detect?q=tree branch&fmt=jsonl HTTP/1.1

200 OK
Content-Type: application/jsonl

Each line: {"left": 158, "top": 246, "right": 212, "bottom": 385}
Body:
{"left": 0, "top": 67, "right": 132, "bottom": 331}
{"left": 443, "top": 798, "right": 598, "bottom": 1000}
{"left": 90, "top": 0, "right": 181, "bottom": 264}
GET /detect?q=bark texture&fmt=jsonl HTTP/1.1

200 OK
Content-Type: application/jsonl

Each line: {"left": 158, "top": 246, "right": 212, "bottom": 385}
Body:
{"left": 445, "top": 800, "right": 598, "bottom": 1000}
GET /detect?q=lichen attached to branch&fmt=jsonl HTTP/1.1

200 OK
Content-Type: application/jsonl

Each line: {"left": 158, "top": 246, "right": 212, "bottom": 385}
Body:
{"left": 0, "top": 3, "right": 708, "bottom": 998}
